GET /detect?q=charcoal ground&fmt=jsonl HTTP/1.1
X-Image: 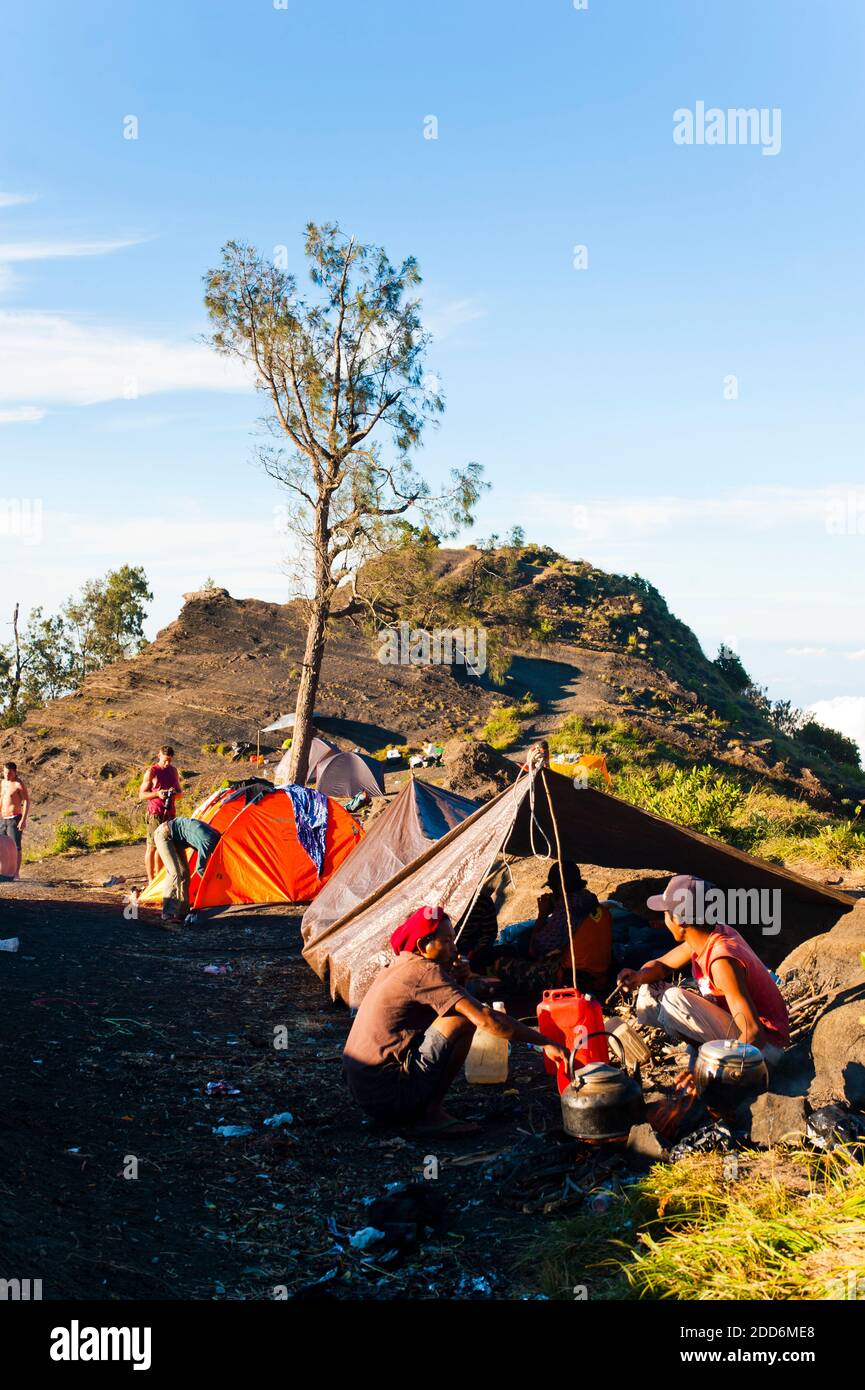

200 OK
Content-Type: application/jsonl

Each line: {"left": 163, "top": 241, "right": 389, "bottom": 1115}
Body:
{"left": 0, "top": 878, "right": 570, "bottom": 1301}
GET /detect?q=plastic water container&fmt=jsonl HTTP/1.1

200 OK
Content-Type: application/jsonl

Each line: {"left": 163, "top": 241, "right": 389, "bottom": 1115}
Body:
{"left": 536, "top": 988, "right": 609, "bottom": 1095}
{"left": 465, "top": 1001, "right": 510, "bottom": 1084}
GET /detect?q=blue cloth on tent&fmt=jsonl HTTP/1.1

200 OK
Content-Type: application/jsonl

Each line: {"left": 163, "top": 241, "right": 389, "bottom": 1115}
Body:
{"left": 283, "top": 785, "right": 329, "bottom": 877}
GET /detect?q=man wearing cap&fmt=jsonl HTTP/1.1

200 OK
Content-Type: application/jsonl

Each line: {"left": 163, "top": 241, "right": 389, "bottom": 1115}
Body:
{"left": 343, "top": 905, "right": 570, "bottom": 1134}
{"left": 617, "top": 875, "right": 789, "bottom": 1065}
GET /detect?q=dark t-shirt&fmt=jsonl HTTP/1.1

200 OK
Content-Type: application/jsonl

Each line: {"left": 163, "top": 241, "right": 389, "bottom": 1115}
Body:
{"left": 343, "top": 953, "right": 468, "bottom": 1106}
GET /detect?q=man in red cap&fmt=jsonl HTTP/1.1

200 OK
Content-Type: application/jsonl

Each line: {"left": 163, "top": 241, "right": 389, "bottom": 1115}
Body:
{"left": 343, "top": 906, "right": 569, "bottom": 1133}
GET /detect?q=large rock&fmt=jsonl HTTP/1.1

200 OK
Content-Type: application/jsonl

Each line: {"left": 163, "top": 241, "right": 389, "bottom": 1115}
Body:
{"left": 777, "top": 903, "right": 865, "bottom": 1000}
{"left": 809, "top": 1000, "right": 865, "bottom": 1107}
{"left": 626, "top": 1122, "right": 668, "bottom": 1169}
{"left": 441, "top": 738, "right": 519, "bottom": 800}
{"left": 740, "top": 1092, "right": 808, "bottom": 1147}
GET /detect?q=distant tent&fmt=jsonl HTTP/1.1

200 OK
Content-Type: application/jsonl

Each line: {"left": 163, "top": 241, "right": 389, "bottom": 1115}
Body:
{"left": 302, "top": 767, "right": 855, "bottom": 1007}
{"left": 302, "top": 776, "right": 479, "bottom": 963}
{"left": 273, "top": 742, "right": 384, "bottom": 797}
{"left": 314, "top": 750, "right": 386, "bottom": 799}
{"left": 273, "top": 736, "right": 337, "bottom": 787}
{"left": 139, "top": 778, "right": 363, "bottom": 911}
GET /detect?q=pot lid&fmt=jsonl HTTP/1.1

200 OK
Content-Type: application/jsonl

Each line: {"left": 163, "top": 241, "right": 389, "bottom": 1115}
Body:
{"left": 572, "top": 1062, "right": 634, "bottom": 1089}
{"left": 698, "top": 1039, "right": 764, "bottom": 1066}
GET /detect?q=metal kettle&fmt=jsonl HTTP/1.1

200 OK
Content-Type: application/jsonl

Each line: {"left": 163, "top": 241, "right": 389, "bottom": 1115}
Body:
{"left": 560, "top": 1057, "right": 646, "bottom": 1143}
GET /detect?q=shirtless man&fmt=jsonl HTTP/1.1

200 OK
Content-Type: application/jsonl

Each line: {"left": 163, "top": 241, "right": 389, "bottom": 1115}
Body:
{"left": 1, "top": 761, "right": 29, "bottom": 878}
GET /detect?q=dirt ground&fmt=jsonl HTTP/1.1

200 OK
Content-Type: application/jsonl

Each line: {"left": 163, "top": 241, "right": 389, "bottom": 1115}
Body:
{"left": 0, "top": 848, "right": 610, "bottom": 1302}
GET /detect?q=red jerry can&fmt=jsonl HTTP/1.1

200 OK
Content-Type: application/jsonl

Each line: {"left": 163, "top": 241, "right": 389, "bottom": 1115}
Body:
{"left": 536, "top": 987, "right": 609, "bottom": 1095}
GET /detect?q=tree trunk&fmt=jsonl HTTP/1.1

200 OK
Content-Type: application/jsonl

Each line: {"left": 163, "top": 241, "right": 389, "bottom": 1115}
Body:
{"left": 288, "top": 593, "right": 329, "bottom": 785}
{"left": 10, "top": 603, "right": 22, "bottom": 720}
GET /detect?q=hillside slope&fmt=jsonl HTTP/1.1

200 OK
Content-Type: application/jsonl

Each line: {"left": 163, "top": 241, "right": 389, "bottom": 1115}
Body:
{"left": 3, "top": 549, "right": 862, "bottom": 850}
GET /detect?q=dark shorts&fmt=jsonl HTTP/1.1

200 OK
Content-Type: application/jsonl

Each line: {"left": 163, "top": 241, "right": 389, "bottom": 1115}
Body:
{"left": 0, "top": 817, "right": 22, "bottom": 850}
{"left": 354, "top": 1025, "right": 454, "bottom": 1126}
{"left": 146, "top": 812, "right": 171, "bottom": 846}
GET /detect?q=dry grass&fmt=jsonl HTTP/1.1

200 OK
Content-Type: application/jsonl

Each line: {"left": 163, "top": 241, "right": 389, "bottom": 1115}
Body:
{"left": 534, "top": 1149, "right": 865, "bottom": 1301}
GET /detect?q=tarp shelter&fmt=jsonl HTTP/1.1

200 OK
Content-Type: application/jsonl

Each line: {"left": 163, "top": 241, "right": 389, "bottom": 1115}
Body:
{"left": 261, "top": 712, "right": 322, "bottom": 733}
{"left": 302, "top": 776, "right": 479, "bottom": 957}
{"left": 302, "top": 766, "right": 855, "bottom": 1007}
{"left": 139, "top": 778, "right": 363, "bottom": 911}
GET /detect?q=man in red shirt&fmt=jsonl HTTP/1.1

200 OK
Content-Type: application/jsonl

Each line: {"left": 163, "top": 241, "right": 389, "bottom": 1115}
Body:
{"left": 137, "top": 745, "right": 182, "bottom": 883}
{"left": 617, "top": 875, "right": 789, "bottom": 1079}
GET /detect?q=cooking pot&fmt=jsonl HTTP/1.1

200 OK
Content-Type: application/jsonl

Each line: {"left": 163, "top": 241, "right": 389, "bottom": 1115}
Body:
{"left": 560, "top": 1059, "right": 645, "bottom": 1142}
{"left": 694, "top": 1039, "right": 768, "bottom": 1115}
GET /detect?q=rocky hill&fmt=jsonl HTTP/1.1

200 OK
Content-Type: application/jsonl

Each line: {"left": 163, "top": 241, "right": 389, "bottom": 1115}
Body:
{"left": 2, "top": 548, "right": 862, "bottom": 850}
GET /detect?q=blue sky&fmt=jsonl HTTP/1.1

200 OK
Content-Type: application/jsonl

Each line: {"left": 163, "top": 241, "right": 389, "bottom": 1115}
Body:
{"left": 1, "top": 0, "right": 863, "bottom": 750}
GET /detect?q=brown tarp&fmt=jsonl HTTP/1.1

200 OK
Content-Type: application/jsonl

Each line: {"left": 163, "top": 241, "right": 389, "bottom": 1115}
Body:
{"left": 302, "top": 768, "right": 855, "bottom": 1008}
{"left": 302, "top": 777, "right": 479, "bottom": 989}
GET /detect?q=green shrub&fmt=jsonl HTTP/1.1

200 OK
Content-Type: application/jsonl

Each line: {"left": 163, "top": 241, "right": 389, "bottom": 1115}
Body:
{"left": 123, "top": 768, "right": 143, "bottom": 799}
{"left": 52, "top": 813, "right": 88, "bottom": 854}
{"left": 714, "top": 643, "right": 751, "bottom": 693}
{"left": 480, "top": 705, "right": 522, "bottom": 750}
{"left": 799, "top": 719, "right": 861, "bottom": 769}
{"left": 615, "top": 763, "right": 746, "bottom": 840}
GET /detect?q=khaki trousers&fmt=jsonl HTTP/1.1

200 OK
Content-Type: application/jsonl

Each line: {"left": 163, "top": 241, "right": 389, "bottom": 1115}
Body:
{"left": 636, "top": 982, "right": 785, "bottom": 1065}
{"left": 154, "top": 822, "right": 190, "bottom": 920}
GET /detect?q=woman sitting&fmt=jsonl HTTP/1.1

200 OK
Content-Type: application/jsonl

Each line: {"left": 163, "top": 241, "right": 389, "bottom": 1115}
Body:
{"left": 472, "top": 861, "right": 613, "bottom": 1000}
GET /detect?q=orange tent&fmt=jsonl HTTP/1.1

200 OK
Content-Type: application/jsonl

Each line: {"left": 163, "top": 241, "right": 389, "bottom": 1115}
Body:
{"left": 139, "top": 779, "right": 363, "bottom": 910}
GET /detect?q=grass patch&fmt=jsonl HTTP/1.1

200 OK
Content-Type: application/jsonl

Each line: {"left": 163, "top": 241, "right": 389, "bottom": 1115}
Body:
{"left": 24, "top": 807, "right": 145, "bottom": 862}
{"left": 535, "top": 1149, "right": 865, "bottom": 1301}
{"left": 546, "top": 711, "right": 865, "bottom": 871}
{"left": 480, "top": 705, "right": 522, "bottom": 750}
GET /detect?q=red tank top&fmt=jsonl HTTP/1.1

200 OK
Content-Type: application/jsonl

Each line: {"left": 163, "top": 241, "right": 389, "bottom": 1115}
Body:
{"left": 147, "top": 764, "right": 180, "bottom": 818}
{"left": 692, "top": 925, "right": 789, "bottom": 1045}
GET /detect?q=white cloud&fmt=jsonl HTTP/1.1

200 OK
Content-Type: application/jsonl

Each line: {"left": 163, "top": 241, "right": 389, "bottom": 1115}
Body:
{"left": 0, "top": 405, "right": 45, "bottom": 424}
{"left": 0, "top": 192, "right": 38, "bottom": 208}
{"left": 846, "top": 650, "right": 865, "bottom": 662}
{"left": 786, "top": 646, "right": 827, "bottom": 657}
{"left": 807, "top": 696, "right": 865, "bottom": 763}
{"left": 0, "top": 310, "right": 251, "bottom": 408}
{"left": 3, "top": 506, "right": 296, "bottom": 634}
{"left": 0, "top": 237, "right": 145, "bottom": 262}
{"left": 519, "top": 485, "right": 854, "bottom": 541}
{"left": 426, "top": 298, "right": 485, "bottom": 341}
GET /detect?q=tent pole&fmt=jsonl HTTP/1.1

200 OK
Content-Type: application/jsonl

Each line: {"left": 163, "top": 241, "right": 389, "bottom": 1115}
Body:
{"left": 541, "top": 768, "right": 578, "bottom": 992}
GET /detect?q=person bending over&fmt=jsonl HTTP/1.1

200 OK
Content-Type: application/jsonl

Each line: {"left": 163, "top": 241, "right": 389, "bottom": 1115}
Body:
{"left": 153, "top": 816, "right": 220, "bottom": 924}
{"left": 343, "top": 906, "right": 569, "bottom": 1134}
